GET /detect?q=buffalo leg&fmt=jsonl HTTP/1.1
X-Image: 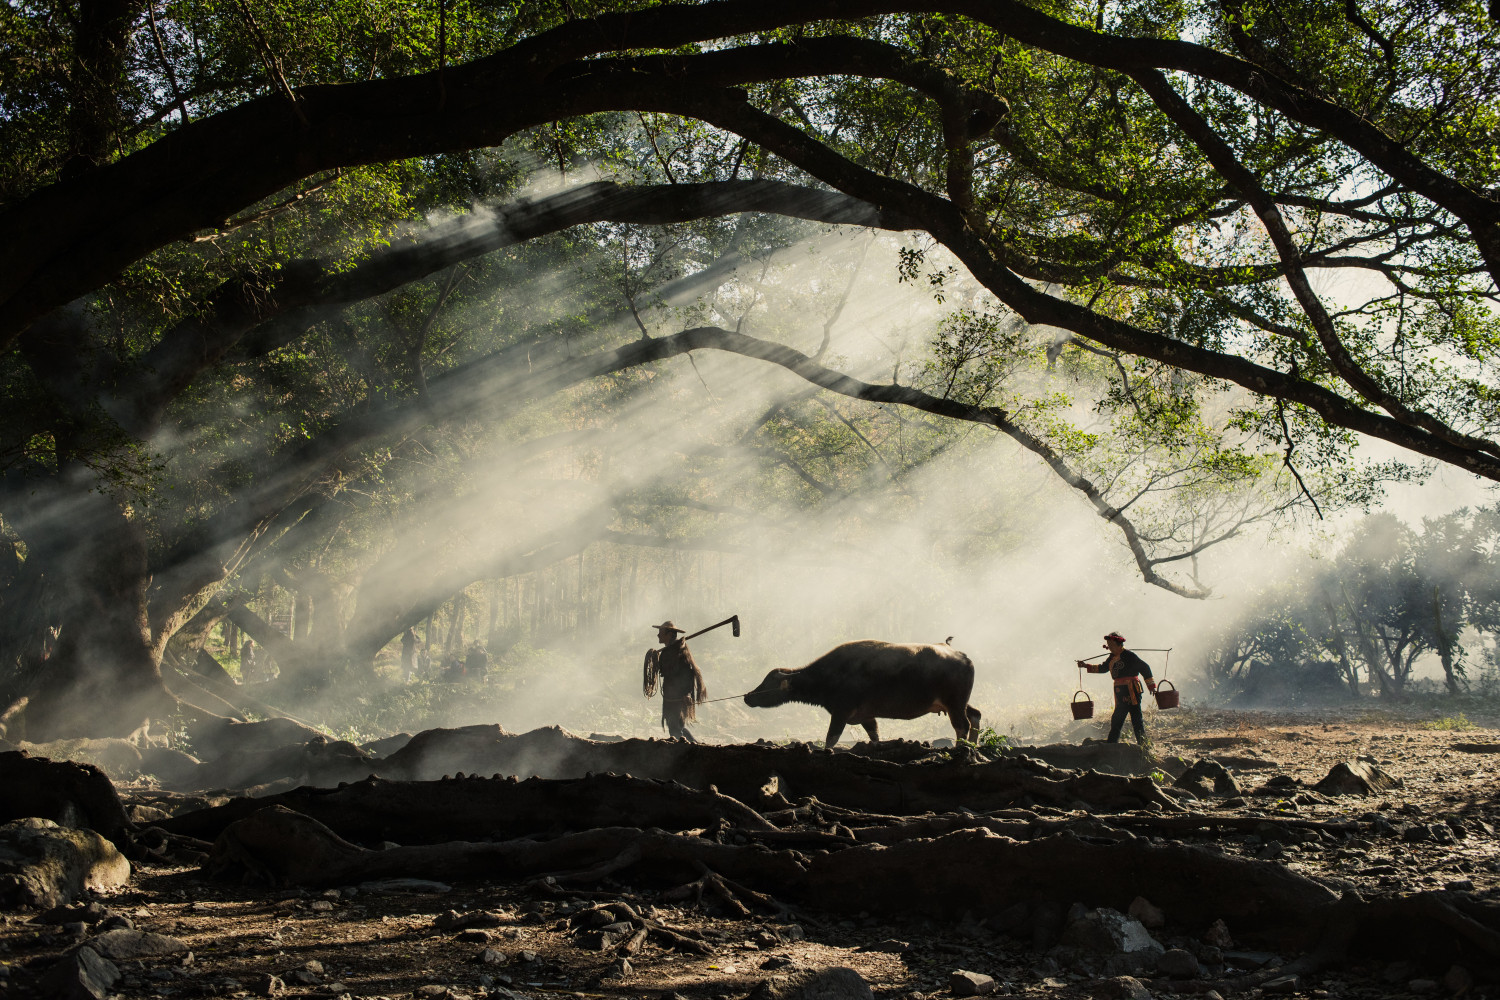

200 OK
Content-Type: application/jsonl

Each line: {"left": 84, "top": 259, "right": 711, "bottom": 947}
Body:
{"left": 824, "top": 716, "right": 847, "bottom": 748}
{"left": 861, "top": 721, "right": 880, "bottom": 743}
{"left": 950, "top": 703, "right": 978, "bottom": 743}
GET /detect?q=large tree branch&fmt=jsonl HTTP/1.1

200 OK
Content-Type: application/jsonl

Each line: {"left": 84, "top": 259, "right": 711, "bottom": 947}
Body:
{"left": 1130, "top": 69, "right": 1500, "bottom": 462}
{"left": 110, "top": 179, "right": 907, "bottom": 436}
{"left": 660, "top": 87, "right": 1500, "bottom": 481}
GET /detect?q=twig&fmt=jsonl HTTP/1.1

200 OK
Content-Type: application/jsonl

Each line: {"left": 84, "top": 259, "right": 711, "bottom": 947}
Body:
{"left": 1276, "top": 397, "right": 1324, "bottom": 519}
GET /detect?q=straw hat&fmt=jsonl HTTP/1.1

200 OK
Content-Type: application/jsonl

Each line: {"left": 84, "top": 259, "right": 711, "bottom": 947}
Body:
{"left": 652, "top": 621, "right": 686, "bottom": 633}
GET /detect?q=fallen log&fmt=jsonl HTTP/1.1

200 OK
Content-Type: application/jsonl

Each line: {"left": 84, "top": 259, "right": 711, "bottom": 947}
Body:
{"left": 155, "top": 772, "right": 777, "bottom": 843}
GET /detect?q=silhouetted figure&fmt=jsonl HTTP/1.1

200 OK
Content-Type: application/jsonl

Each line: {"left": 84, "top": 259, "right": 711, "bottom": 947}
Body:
{"left": 443, "top": 652, "right": 465, "bottom": 682}
{"left": 1078, "top": 631, "right": 1157, "bottom": 746}
{"left": 643, "top": 621, "right": 708, "bottom": 742}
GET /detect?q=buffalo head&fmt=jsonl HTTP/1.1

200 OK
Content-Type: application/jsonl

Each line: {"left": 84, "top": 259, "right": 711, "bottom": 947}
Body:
{"left": 744, "top": 669, "right": 793, "bottom": 708}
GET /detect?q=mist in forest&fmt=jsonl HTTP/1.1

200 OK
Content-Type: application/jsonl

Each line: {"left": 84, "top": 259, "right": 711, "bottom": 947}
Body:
{"left": 204, "top": 204, "right": 1492, "bottom": 748}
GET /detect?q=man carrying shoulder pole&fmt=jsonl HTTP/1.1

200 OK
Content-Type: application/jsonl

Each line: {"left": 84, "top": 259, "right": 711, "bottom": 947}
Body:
{"left": 1078, "top": 631, "right": 1157, "bottom": 746}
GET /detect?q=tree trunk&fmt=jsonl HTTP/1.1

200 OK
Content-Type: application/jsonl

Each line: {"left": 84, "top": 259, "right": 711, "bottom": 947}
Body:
{"left": 20, "top": 487, "right": 173, "bottom": 740}
{"left": 1433, "top": 587, "right": 1460, "bottom": 695}
{"left": 293, "top": 587, "right": 312, "bottom": 643}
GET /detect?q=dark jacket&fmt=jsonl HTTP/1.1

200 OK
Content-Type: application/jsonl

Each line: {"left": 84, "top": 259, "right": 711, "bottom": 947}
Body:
{"left": 1108, "top": 649, "right": 1154, "bottom": 683}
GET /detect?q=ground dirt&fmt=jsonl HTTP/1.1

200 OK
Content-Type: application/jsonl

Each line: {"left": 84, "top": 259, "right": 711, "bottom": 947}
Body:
{"left": 4, "top": 706, "right": 1499, "bottom": 1000}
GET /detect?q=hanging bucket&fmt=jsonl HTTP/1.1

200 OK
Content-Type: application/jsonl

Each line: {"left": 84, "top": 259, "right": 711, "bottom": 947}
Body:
{"left": 1154, "top": 679, "right": 1180, "bottom": 710}
{"left": 1070, "top": 690, "right": 1094, "bottom": 720}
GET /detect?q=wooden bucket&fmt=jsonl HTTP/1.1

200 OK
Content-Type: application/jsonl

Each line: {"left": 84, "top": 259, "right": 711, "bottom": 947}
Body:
{"left": 1154, "top": 679, "right": 1180, "bottom": 710}
{"left": 1070, "top": 690, "right": 1094, "bottom": 720}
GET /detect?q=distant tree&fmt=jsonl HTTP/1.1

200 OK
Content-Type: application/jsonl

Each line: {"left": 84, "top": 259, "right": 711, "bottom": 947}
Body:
{"left": 1207, "top": 507, "right": 1500, "bottom": 701}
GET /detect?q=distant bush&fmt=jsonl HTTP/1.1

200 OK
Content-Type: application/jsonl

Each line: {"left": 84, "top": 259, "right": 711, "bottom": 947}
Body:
{"left": 1420, "top": 713, "right": 1478, "bottom": 732}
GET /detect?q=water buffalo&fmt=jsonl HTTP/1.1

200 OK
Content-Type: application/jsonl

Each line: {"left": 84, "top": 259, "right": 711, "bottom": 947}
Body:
{"left": 743, "top": 639, "right": 981, "bottom": 747}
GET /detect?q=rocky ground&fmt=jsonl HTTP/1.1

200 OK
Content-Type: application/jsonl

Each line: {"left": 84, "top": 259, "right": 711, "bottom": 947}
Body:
{"left": 3, "top": 706, "right": 1499, "bottom": 1000}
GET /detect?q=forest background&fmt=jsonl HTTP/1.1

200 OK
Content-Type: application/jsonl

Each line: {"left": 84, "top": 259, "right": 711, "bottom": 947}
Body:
{"left": 1, "top": 0, "right": 1498, "bottom": 748}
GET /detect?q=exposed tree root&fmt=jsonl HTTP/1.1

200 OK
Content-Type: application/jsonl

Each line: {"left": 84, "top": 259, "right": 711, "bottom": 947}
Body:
{"left": 158, "top": 772, "right": 777, "bottom": 843}
{"left": 566, "top": 900, "right": 714, "bottom": 955}
{"left": 368, "top": 726, "right": 1179, "bottom": 815}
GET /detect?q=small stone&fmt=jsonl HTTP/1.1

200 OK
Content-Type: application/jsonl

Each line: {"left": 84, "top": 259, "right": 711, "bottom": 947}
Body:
{"left": 1156, "top": 949, "right": 1201, "bottom": 979}
{"left": 457, "top": 929, "right": 492, "bottom": 943}
{"left": 518, "top": 950, "right": 538, "bottom": 962}
{"left": 309, "top": 900, "right": 335, "bottom": 912}
{"left": 303, "top": 961, "right": 325, "bottom": 976}
{"left": 87, "top": 929, "right": 190, "bottom": 961}
{"left": 746, "top": 966, "right": 873, "bottom": 1000}
{"left": 1127, "top": 897, "right": 1165, "bottom": 929}
{"left": 949, "top": 970, "right": 996, "bottom": 996}
{"left": 1091, "top": 975, "right": 1152, "bottom": 1000}
{"left": 857, "top": 939, "right": 911, "bottom": 953}
{"left": 760, "top": 956, "right": 799, "bottom": 971}
{"left": 1407, "top": 979, "right": 1440, "bottom": 994}
{"left": 1445, "top": 879, "right": 1474, "bottom": 892}
{"left": 477, "top": 948, "right": 507, "bottom": 965}
{"left": 251, "top": 972, "right": 285, "bottom": 996}
{"left": 1443, "top": 965, "right": 1474, "bottom": 992}
{"left": 413, "top": 986, "right": 449, "bottom": 999}
{"left": 1203, "top": 919, "right": 1232, "bottom": 948}
{"left": 291, "top": 970, "right": 322, "bottom": 986}
{"left": 1315, "top": 761, "right": 1402, "bottom": 796}
{"left": 1262, "top": 975, "right": 1302, "bottom": 994}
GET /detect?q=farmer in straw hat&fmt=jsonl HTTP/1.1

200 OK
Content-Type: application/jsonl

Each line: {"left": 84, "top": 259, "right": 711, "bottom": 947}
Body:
{"left": 644, "top": 621, "right": 709, "bottom": 742}
{"left": 1079, "top": 631, "right": 1158, "bottom": 746}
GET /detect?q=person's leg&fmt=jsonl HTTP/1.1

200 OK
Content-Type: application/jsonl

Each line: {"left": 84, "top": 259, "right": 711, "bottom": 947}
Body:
{"left": 1107, "top": 696, "right": 1128, "bottom": 742}
{"left": 1130, "top": 702, "right": 1147, "bottom": 745}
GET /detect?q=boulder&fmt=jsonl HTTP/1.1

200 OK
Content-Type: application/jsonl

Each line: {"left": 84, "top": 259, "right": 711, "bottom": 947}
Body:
{"left": 746, "top": 967, "right": 876, "bottom": 1000}
{"left": 1313, "top": 761, "right": 1402, "bottom": 796}
{"left": 0, "top": 818, "right": 130, "bottom": 908}
{"left": 0, "top": 752, "right": 131, "bottom": 845}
